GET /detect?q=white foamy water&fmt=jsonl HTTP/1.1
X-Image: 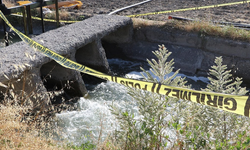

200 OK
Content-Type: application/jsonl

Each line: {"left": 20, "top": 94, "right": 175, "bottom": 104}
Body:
{"left": 127, "top": 70, "right": 210, "bottom": 84}
{"left": 55, "top": 81, "right": 136, "bottom": 145}
{"left": 55, "top": 58, "right": 209, "bottom": 145}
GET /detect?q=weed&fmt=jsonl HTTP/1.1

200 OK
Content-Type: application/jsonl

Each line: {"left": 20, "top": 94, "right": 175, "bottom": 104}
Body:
{"left": 174, "top": 56, "right": 250, "bottom": 149}
{"left": 107, "top": 45, "right": 250, "bottom": 149}
{"left": 110, "top": 45, "right": 189, "bottom": 149}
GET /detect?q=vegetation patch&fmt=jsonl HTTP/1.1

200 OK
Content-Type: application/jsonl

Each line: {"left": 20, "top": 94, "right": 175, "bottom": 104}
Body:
{"left": 105, "top": 45, "right": 250, "bottom": 149}
{"left": 132, "top": 18, "right": 250, "bottom": 42}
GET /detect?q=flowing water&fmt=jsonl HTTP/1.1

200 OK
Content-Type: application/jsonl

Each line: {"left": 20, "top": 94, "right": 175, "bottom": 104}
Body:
{"left": 0, "top": 31, "right": 210, "bottom": 145}
{"left": 54, "top": 58, "right": 209, "bottom": 145}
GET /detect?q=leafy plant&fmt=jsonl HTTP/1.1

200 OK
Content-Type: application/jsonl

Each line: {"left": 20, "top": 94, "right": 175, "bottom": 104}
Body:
{"left": 110, "top": 44, "right": 189, "bottom": 149}
{"left": 180, "top": 56, "right": 250, "bottom": 149}
{"left": 109, "top": 46, "right": 250, "bottom": 150}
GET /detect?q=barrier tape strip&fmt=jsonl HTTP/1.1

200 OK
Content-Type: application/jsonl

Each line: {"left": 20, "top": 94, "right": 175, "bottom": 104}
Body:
{"left": 11, "top": 13, "right": 79, "bottom": 23}
{"left": 127, "top": 0, "right": 250, "bottom": 17}
{"left": 30, "top": 15, "right": 79, "bottom": 23}
{"left": 1, "top": 10, "right": 250, "bottom": 117}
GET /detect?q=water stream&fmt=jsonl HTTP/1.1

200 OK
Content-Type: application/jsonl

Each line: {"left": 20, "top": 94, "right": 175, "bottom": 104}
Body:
{"left": 54, "top": 58, "right": 209, "bottom": 145}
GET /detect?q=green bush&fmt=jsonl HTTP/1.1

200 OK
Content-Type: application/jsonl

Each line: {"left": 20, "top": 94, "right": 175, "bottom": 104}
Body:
{"left": 110, "top": 45, "right": 190, "bottom": 149}
{"left": 180, "top": 56, "right": 250, "bottom": 149}
{"left": 109, "top": 45, "right": 250, "bottom": 149}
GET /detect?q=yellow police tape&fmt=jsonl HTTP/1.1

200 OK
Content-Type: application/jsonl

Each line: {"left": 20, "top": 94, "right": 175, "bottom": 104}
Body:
{"left": 12, "top": 12, "right": 79, "bottom": 23}
{"left": 30, "top": 15, "right": 79, "bottom": 23}
{"left": 127, "top": 0, "right": 250, "bottom": 17}
{"left": 1, "top": 10, "right": 250, "bottom": 117}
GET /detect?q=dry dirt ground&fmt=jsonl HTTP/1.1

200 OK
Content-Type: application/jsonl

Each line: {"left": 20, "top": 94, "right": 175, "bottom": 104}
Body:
{"left": 71, "top": 0, "right": 250, "bottom": 24}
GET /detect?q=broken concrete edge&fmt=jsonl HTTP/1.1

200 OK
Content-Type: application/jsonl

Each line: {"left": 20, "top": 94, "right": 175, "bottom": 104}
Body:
{"left": 0, "top": 14, "right": 133, "bottom": 110}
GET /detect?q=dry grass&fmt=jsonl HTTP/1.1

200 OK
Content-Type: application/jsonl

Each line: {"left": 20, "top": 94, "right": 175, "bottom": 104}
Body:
{"left": 0, "top": 71, "right": 72, "bottom": 149}
{"left": 180, "top": 21, "right": 250, "bottom": 41}
{"left": 132, "top": 18, "right": 250, "bottom": 42}
{"left": 132, "top": 18, "right": 166, "bottom": 28}
{"left": 58, "top": 10, "right": 71, "bottom": 20}
{"left": 0, "top": 105, "right": 63, "bottom": 150}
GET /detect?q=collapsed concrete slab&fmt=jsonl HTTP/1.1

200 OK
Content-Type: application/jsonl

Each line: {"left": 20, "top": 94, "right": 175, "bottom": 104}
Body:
{"left": 0, "top": 14, "right": 133, "bottom": 107}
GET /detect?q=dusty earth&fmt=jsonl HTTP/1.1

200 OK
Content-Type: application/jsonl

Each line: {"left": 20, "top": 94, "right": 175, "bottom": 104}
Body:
{"left": 70, "top": 0, "right": 250, "bottom": 24}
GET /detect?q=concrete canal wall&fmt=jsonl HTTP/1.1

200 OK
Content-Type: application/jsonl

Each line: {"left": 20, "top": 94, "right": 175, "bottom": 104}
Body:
{"left": 103, "top": 18, "right": 250, "bottom": 84}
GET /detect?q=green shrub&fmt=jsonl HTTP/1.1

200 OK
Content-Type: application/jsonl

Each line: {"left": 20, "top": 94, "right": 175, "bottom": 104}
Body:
{"left": 110, "top": 45, "right": 189, "bottom": 149}
{"left": 180, "top": 56, "right": 250, "bottom": 149}
{"left": 110, "top": 45, "right": 250, "bottom": 150}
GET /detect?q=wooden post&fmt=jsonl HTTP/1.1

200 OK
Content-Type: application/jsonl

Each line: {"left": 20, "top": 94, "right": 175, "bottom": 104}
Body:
{"left": 22, "top": 6, "right": 28, "bottom": 35}
{"left": 40, "top": 0, "right": 45, "bottom": 32}
{"left": 55, "top": 0, "right": 59, "bottom": 27}
{"left": 26, "top": 5, "right": 33, "bottom": 34}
